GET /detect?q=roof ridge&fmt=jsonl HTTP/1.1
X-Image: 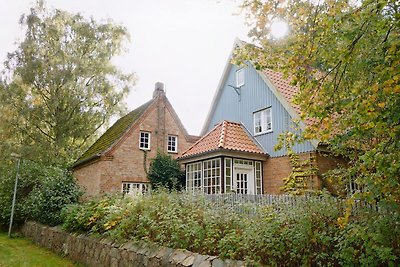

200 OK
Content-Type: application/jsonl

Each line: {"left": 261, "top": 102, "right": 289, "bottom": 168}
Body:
{"left": 218, "top": 121, "right": 227, "bottom": 148}
{"left": 181, "top": 121, "right": 223, "bottom": 157}
{"left": 179, "top": 120, "right": 268, "bottom": 160}
{"left": 239, "top": 122, "right": 268, "bottom": 154}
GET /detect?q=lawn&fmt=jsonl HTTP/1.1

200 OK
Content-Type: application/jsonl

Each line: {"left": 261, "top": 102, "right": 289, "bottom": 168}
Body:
{"left": 0, "top": 232, "right": 82, "bottom": 267}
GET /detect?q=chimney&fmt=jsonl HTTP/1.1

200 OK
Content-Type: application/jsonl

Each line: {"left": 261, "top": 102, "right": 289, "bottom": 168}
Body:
{"left": 153, "top": 82, "right": 165, "bottom": 98}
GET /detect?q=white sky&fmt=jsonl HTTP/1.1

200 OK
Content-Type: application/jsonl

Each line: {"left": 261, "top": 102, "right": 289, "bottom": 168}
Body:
{"left": 0, "top": 0, "right": 251, "bottom": 135}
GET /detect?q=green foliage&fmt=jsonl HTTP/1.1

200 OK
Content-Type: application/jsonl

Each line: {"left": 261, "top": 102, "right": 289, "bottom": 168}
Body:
{"left": 61, "top": 192, "right": 400, "bottom": 266}
{"left": 0, "top": 159, "right": 81, "bottom": 229}
{"left": 147, "top": 152, "right": 185, "bottom": 190}
{"left": 237, "top": 0, "right": 400, "bottom": 206}
{"left": 0, "top": 1, "right": 134, "bottom": 166}
{"left": 25, "top": 168, "right": 82, "bottom": 226}
{"left": 275, "top": 132, "right": 318, "bottom": 195}
{"left": 61, "top": 195, "right": 121, "bottom": 234}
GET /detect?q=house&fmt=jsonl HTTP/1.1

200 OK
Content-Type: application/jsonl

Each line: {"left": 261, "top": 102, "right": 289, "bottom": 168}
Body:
{"left": 178, "top": 39, "right": 344, "bottom": 195}
{"left": 72, "top": 82, "right": 199, "bottom": 198}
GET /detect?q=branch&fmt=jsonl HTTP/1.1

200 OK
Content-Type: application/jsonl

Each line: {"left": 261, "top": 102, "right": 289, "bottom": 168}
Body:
{"left": 382, "top": 24, "right": 394, "bottom": 44}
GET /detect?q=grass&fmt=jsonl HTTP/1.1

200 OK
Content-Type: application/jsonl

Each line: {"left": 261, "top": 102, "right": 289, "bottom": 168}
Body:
{"left": 0, "top": 232, "right": 83, "bottom": 267}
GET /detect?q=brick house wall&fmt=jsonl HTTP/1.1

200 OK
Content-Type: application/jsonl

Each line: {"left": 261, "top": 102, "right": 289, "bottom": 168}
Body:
{"left": 73, "top": 89, "right": 198, "bottom": 198}
{"left": 263, "top": 151, "right": 346, "bottom": 194}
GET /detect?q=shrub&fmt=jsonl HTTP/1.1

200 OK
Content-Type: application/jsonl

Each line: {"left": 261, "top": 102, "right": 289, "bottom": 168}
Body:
{"left": 25, "top": 167, "right": 82, "bottom": 226}
{"left": 147, "top": 152, "right": 185, "bottom": 190}
{"left": 0, "top": 160, "right": 81, "bottom": 229}
{"left": 61, "top": 192, "right": 400, "bottom": 266}
{"left": 0, "top": 161, "right": 38, "bottom": 230}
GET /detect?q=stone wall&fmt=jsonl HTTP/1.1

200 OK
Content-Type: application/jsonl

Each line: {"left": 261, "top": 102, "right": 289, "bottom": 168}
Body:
{"left": 22, "top": 221, "right": 244, "bottom": 267}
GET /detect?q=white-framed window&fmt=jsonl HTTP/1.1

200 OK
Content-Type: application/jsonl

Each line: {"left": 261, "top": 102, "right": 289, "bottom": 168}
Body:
{"left": 254, "top": 107, "right": 272, "bottom": 135}
{"left": 122, "top": 182, "right": 149, "bottom": 195}
{"left": 225, "top": 158, "right": 232, "bottom": 193}
{"left": 255, "top": 161, "right": 262, "bottom": 195}
{"left": 139, "top": 131, "right": 150, "bottom": 150}
{"left": 234, "top": 159, "right": 253, "bottom": 166}
{"left": 186, "top": 162, "right": 202, "bottom": 193}
{"left": 203, "top": 158, "right": 221, "bottom": 194}
{"left": 236, "top": 68, "right": 245, "bottom": 87}
{"left": 167, "top": 135, "right": 178, "bottom": 153}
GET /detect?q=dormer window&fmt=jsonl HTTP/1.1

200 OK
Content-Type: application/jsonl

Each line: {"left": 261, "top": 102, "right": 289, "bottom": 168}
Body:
{"left": 139, "top": 131, "right": 150, "bottom": 150}
{"left": 236, "top": 68, "right": 245, "bottom": 87}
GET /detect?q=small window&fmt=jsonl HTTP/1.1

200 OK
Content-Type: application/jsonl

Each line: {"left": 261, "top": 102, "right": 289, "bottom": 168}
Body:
{"left": 236, "top": 68, "right": 245, "bottom": 87}
{"left": 254, "top": 107, "right": 272, "bottom": 135}
{"left": 167, "top": 135, "right": 178, "bottom": 153}
{"left": 122, "top": 182, "right": 149, "bottom": 195}
{"left": 139, "top": 131, "right": 150, "bottom": 150}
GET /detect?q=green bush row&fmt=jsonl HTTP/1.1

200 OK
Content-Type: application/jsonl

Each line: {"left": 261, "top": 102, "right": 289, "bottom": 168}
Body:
{"left": 61, "top": 191, "right": 399, "bottom": 266}
{"left": 0, "top": 160, "right": 82, "bottom": 229}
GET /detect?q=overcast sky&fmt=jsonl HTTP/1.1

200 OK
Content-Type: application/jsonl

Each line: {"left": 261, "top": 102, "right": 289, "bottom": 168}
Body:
{"left": 0, "top": 0, "right": 251, "bottom": 135}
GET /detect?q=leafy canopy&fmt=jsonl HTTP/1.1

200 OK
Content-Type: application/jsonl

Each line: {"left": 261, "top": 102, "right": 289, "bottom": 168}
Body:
{"left": 237, "top": 0, "right": 400, "bottom": 205}
{"left": 0, "top": 1, "right": 134, "bottom": 166}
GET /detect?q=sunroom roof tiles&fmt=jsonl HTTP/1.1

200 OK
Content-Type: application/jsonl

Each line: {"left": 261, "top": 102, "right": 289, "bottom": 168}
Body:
{"left": 180, "top": 120, "right": 266, "bottom": 159}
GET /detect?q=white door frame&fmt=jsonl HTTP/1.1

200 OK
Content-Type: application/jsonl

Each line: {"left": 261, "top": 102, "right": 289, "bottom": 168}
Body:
{"left": 233, "top": 165, "right": 255, "bottom": 195}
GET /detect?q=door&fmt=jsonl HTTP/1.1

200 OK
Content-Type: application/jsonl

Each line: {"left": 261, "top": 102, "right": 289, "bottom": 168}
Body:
{"left": 233, "top": 167, "right": 254, "bottom": 194}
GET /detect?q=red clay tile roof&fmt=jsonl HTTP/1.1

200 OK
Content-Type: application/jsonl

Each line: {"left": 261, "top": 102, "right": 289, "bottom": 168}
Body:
{"left": 263, "top": 69, "right": 317, "bottom": 126}
{"left": 180, "top": 121, "right": 266, "bottom": 159}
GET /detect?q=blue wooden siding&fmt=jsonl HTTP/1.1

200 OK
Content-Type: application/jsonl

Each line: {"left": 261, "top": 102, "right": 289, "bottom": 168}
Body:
{"left": 206, "top": 64, "right": 315, "bottom": 157}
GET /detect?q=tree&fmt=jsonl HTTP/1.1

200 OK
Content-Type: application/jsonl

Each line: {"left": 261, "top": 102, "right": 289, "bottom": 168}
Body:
{"left": 148, "top": 152, "right": 185, "bottom": 190}
{"left": 237, "top": 0, "right": 400, "bottom": 205}
{"left": 0, "top": 1, "right": 134, "bottom": 166}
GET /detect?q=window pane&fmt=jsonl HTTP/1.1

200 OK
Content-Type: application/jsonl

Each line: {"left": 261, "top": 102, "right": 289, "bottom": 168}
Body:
{"left": 236, "top": 68, "right": 245, "bottom": 87}
{"left": 140, "top": 132, "right": 150, "bottom": 149}
{"left": 167, "top": 135, "right": 177, "bottom": 152}
{"left": 254, "top": 108, "right": 272, "bottom": 134}
{"left": 122, "top": 182, "right": 149, "bottom": 195}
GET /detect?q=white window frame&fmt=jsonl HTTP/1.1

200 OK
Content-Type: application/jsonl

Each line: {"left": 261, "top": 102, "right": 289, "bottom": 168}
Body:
{"left": 254, "top": 107, "right": 272, "bottom": 135}
{"left": 224, "top": 158, "right": 232, "bottom": 193}
{"left": 139, "top": 131, "right": 151, "bottom": 150}
{"left": 167, "top": 135, "right": 178, "bottom": 153}
{"left": 122, "top": 182, "right": 149, "bottom": 195}
{"left": 255, "top": 161, "right": 263, "bottom": 195}
{"left": 203, "top": 158, "right": 222, "bottom": 194}
{"left": 236, "top": 68, "right": 245, "bottom": 87}
{"left": 186, "top": 162, "right": 202, "bottom": 193}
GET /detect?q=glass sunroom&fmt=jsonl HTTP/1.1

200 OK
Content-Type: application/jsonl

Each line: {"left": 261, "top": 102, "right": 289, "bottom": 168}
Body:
{"left": 178, "top": 121, "right": 268, "bottom": 195}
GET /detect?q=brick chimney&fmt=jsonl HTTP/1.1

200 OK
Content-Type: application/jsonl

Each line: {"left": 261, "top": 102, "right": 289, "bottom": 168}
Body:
{"left": 153, "top": 82, "right": 165, "bottom": 98}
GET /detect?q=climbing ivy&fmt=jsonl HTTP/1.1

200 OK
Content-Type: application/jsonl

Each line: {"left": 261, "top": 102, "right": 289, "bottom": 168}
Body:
{"left": 275, "top": 132, "right": 318, "bottom": 195}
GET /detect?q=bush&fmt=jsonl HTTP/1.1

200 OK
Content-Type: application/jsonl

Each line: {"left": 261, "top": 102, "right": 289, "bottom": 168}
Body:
{"left": 61, "top": 192, "right": 400, "bottom": 266}
{"left": 25, "top": 167, "right": 82, "bottom": 226}
{"left": 147, "top": 152, "right": 185, "bottom": 190}
{"left": 0, "top": 160, "right": 81, "bottom": 229}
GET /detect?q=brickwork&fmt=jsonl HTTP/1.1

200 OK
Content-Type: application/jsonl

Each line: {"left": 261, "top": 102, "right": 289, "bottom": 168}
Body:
{"left": 263, "top": 156, "right": 291, "bottom": 194}
{"left": 263, "top": 152, "right": 346, "bottom": 194}
{"left": 73, "top": 92, "right": 197, "bottom": 198}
